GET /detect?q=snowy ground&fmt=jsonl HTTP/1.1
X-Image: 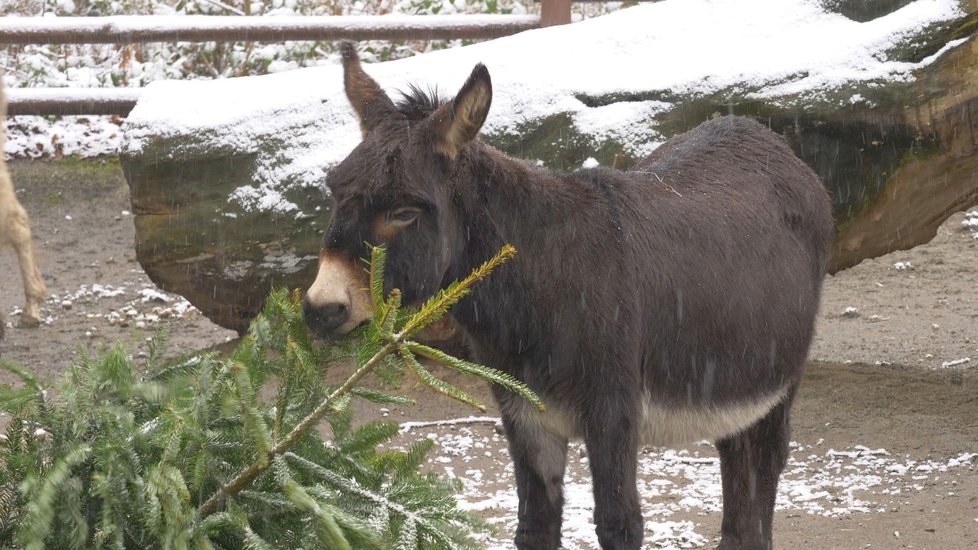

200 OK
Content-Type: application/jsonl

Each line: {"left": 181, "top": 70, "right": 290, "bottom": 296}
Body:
{"left": 811, "top": 210, "right": 978, "bottom": 372}
{"left": 2, "top": 150, "right": 977, "bottom": 550}
{"left": 398, "top": 420, "right": 976, "bottom": 549}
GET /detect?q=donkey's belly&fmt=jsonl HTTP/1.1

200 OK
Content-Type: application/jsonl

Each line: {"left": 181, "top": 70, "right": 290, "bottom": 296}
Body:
{"left": 639, "top": 388, "right": 789, "bottom": 446}
{"left": 525, "top": 387, "right": 789, "bottom": 447}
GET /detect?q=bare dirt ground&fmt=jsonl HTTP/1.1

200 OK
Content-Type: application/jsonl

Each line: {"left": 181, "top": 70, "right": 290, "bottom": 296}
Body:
{"left": 1, "top": 158, "right": 977, "bottom": 549}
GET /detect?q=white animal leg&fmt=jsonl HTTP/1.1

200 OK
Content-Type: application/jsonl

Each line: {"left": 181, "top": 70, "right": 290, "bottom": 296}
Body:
{"left": 0, "top": 167, "right": 45, "bottom": 328}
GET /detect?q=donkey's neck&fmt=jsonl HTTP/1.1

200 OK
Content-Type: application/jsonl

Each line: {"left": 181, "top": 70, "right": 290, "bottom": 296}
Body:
{"left": 463, "top": 144, "right": 593, "bottom": 239}
{"left": 449, "top": 144, "right": 613, "bottom": 353}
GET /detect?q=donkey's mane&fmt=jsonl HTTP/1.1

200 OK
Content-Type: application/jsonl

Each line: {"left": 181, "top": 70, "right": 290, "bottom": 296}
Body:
{"left": 396, "top": 84, "right": 444, "bottom": 121}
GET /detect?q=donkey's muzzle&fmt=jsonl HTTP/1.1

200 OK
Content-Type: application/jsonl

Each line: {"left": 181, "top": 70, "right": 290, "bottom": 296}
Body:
{"left": 302, "top": 298, "right": 350, "bottom": 339}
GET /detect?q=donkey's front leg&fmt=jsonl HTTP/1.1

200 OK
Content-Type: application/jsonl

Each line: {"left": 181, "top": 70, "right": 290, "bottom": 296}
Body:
{"left": 495, "top": 388, "right": 568, "bottom": 550}
{"left": 584, "top": 402, "right": 643, "bottom": 549}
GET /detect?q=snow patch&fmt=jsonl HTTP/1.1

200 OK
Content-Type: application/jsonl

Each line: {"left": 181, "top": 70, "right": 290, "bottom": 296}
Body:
{"left": 963, "top": 210, "right": 978, "bottom": 239}
{"left": 941, "top": 357, "right": 971, "bottom": 368}
{"left": 390, "top": 418, "right": 978, "bottom": 549}
{"left": 23, "top": 282, "right": 201, "bottom": 330}
{"left": 230, "top": 183, "right": 300, "bottom": 214}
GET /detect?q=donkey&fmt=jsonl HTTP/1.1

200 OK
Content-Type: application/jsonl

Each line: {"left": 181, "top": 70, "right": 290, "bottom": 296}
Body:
{"left": 304, "top": 43, "right": 833, "bottom": 550}
{"left": 0, "top": 76, "right": 46, "bottom": 338}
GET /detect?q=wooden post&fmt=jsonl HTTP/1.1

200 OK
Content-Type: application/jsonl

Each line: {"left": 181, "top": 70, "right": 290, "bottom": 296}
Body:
{"left": 540, "top": 0, "right": 572, "bottom": 27}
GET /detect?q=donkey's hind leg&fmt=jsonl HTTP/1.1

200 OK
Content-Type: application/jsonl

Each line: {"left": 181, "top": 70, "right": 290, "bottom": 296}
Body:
{"left": 7, "top": 200, "right": 46, "bottom": 327}
{"left": 715, "top": 386, "right": 797, "bottom": 550}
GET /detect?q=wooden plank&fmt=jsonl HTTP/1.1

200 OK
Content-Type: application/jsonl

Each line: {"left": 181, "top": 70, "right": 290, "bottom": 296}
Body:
{"left": 0, "top": 14, "right": 540, "bottom": 45}
{"left": 4, "top": 88, "right": 141, "bottom": 116}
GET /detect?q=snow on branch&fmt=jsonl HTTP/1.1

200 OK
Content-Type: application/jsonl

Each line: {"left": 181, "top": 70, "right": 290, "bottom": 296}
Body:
{"left": 0, "top": 14, "right": 541, "bottom": 45}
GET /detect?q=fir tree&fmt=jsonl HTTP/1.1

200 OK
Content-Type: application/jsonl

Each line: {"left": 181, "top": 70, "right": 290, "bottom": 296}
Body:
{"left": 1, "top": 244, "right": 539, "bottom": 549}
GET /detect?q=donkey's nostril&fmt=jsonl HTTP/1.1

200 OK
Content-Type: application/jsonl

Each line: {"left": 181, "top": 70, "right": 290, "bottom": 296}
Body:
{"left": 302, "top": 298, "right": 351, "bottom": 335}
{"left": 321, "top": 302, "right": 348, "bottom": 322}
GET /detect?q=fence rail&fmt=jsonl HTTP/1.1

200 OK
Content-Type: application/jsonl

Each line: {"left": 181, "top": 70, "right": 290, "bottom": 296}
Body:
{"left": 0, "top": 14, "right": 542, "bottom": 45}
{"left": 2, "top": 1, "right": 573, "bottom": 116}
{"left": 5, "top": 89, "right": 141, "bottom": 116}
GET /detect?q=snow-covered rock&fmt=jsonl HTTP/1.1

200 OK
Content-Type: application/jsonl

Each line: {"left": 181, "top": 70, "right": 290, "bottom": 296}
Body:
{"left": 120, "top": 0, "right": 976, "bottom": 331}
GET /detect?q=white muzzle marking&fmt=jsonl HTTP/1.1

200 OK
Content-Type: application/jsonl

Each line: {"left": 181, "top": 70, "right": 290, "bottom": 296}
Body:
{"left": 305, "top": 251, "right": 371, "bottom": 336}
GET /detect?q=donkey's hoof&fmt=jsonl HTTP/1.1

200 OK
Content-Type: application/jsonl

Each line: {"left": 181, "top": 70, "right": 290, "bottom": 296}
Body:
{"left": 717, "top": 537, "right": 771, "bottom": 550}
{"left": 18, "top": 315, "right": 42, "bottom": 328}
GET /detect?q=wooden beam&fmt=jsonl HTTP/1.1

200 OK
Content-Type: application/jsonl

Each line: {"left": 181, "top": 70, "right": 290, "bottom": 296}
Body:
{"left": 0, "top": 14, "right": 541, "bottom": 45}
{"left": 540, "top": 0, "right": 572, "bottom": 27}
{"left": 4, "top": 89, "right": 141, "bottom": 116}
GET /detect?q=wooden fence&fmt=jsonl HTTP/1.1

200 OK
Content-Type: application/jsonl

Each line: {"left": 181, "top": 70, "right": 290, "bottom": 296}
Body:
{"left": 0, "top": 14, "right": 542, "bottom": 45}
{"left": 2, "top": 0, "right": 575, "bottom": 116}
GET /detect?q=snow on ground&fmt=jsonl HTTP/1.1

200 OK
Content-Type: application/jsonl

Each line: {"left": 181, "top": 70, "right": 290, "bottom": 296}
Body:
{"left": 2, "top": 114, "right": 126, "bottom": 158}
{"left": 398, "top": 419, "right": 977, "bottom": 549}
{"left": 6, "top": 277, "right": 201, "bottom": 335}
{"left": 113, "top": 0, "right": 966, "bottom": 214}
{"left": 964, "top": 210, "right": 978, "bottom": 238}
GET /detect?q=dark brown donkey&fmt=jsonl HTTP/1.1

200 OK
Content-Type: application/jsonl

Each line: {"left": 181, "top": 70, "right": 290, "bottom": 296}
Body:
{"left": 304, "top": 43, "right": 833, "bottom": 550}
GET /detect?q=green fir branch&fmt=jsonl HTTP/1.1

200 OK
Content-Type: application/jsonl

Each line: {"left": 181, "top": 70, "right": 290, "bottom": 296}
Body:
{"left": 337, "top": 420, "right": 401, "bottom": 456}
{"left": 143, "top": 324, "right": 172, "bottom": 374}
{"left": 197, "top": 244, "right": 519, "bottom": 521}
{"left": 195, "top": 337, "right": 401, "bottom": 519}
{"left": 17, "top": 444, "right": 92, "bottom": 550}
{"left": 398, "top": 346, "right": 487, "bottom": 411}
{"left": 285, "top": 453, "right": 466, "bottom": 550}
{"left": 398, "top": 243, "right": 516, "bottom": 339}
{"left": 408, "top": 342, "right": 546, "bottom": 411}
{"left": 230, "top": 361, "right": 273, "bottom": 464}
{"left": 1, "top": 243, "right": 529, "bottom": 549}
{"left": 347, "top": 386, "right": 416, "bottom": 407}
{"left": 0, "top": 360, "right": 48, "bottom": 416}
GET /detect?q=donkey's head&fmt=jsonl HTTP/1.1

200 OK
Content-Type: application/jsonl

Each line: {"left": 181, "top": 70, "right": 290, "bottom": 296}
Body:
{"left": 303, "top": 43, "right": 493, "bottom": 339}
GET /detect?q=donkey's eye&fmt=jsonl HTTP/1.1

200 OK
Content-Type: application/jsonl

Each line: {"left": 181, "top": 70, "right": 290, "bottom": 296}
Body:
{"left": 385, "top": 206, "right": 423, "bottom": 227}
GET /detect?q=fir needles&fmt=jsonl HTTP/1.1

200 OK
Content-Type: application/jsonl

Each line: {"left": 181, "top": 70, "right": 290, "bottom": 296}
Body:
{"left": 0, "top": 244, "right": 538, "bottom": 549}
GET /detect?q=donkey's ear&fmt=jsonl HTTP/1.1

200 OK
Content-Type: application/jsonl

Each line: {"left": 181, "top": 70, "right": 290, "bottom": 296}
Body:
{"left": 340, "top": 42, "right": 398, "bottom": 136}
{"left": 429, "top": 64, "right": 492, "bottom": 159}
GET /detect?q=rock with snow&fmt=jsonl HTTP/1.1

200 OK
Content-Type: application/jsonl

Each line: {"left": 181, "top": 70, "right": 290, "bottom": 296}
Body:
{"left": 120, "top": 0, "right": 977, "bottom": 331}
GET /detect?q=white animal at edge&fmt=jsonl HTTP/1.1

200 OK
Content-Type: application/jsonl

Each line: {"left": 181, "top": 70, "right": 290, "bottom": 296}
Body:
{"left": 0, "top": 75, "right": 46, "bottom": 337}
